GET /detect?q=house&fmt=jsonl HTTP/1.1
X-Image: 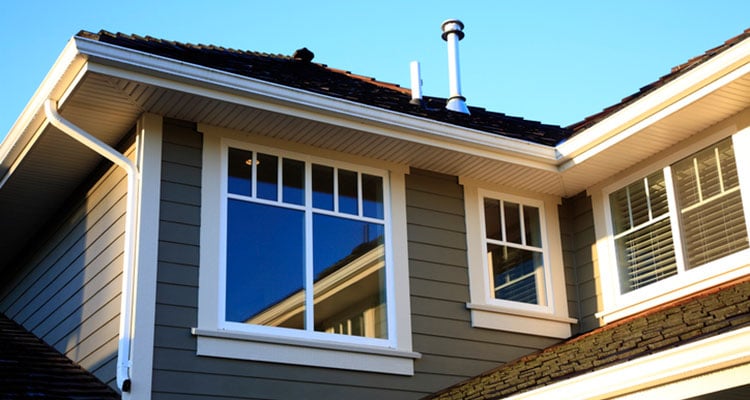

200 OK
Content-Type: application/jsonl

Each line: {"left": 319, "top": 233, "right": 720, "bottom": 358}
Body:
{"left": 0, "top": 21, "right": 748, "bottom": 399}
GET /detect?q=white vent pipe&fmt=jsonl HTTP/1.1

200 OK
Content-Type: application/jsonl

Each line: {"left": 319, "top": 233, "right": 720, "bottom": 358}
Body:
{"left": 410, "top": 61, "right": 423, "bottom": 105}
{"left": 44, "top": 99, "right": 137, "bottom": 392}
{"left": 441, "top": 19, "right": 470, "bottom": 114}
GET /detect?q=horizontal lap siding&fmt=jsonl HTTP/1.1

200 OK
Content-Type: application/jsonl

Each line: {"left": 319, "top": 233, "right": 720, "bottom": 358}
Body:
{"left": 152, "top": 122, "right": 557, "bottom": 399}
{"left": 0, "top": 146, "right": 132, "bottom": 389}
{"left": 406, "top": 169, "right": 558, "bottom": 385}
{"left": 560, "top": 192, "right": 600, "bottom": 333}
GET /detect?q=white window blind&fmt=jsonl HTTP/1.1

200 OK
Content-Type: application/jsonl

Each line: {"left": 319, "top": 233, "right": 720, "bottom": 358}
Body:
{"left": 609, "top": 137, "right": 748, "bottom": 294}
{"left": 610, "top": 172, "right": 677, "bottom": 293}
{"left": 673, "top": 139, "right": 749, "bottom": 270}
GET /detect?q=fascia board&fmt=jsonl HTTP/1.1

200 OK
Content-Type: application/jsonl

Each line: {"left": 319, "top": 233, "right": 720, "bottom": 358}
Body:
{"left": 0, "top": 38, "right": 87, "bottom": 186}
{"left": 73, "top": 37, "right": 559, "bottom": 171}
{"left": 557, "top": 36, "right": 750, "bottom": 165}
{"left": 505, "top": 326, "right": 750, "bottom": 400}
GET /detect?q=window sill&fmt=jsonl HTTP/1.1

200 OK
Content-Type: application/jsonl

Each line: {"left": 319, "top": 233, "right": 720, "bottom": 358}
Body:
{"left": 191, "top": 328, "right": 420, "bottom": 375}
{"left": 466, "top": 303, "right": 576, "bottom": 339}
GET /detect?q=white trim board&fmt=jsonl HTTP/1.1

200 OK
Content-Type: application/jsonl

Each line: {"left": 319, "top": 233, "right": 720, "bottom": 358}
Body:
{"left": 505, "top": 326, "right": 750, "bottom": 400}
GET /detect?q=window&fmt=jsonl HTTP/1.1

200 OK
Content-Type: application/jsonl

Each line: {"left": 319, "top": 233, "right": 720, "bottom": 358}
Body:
{"left": 483, "top": 197, "right": 547, "bottom": 305}
{"left": 608, "top": 138, "right": 748, "bottom": 294}
{"left": 597, "top": 134, "right": 750, "bottom": 322}
{"left": 196, "top": 130, "right": 416, "bottom": 375}
{"left": 463, "top": 182, "right": 575, "bottom": 339}
{"left": 225, "top": 147, "right": 389, "bottom": 339}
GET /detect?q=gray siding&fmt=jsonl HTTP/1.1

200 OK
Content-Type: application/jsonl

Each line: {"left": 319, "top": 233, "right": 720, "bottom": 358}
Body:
{"left": 559, "top": 192, "right": 600, "bottom": 333}
{"left": 151, "top": 121, "right": 561, "bottom": 399}
{"left": 406, "top": 169, "right": 559, "bottom": 379}
{"left": 0, "top": 147, "right": 131, "bottom": 389}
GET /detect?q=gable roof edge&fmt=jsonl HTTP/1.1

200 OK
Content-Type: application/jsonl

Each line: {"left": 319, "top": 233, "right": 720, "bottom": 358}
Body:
{"left": 556, "top": 34, "right": 750, "bottom": 168}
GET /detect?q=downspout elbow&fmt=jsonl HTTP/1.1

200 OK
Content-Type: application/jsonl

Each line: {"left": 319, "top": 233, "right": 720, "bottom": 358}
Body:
{"left": 43, "top": 99, "right": 137, "bottom": 392}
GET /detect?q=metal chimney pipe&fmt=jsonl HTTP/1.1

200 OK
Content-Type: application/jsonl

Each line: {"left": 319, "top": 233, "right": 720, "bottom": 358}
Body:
{"left": 441, "top": 19, "right": 470, "bottom": 114}
{"left": 410, "top": 61, "right": 423, "bottom": 105}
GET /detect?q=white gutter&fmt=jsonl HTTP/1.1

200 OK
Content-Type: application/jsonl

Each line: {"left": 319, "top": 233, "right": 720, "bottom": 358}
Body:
{"left": 72, "top": 37, "right": 559, "bottom": 170}
{"left": 44, "top": 99, "right": 137, "bottom": 393}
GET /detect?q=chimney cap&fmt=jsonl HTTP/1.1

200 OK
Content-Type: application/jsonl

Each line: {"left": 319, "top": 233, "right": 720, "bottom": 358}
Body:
{"left": 441, "top": 19, "right": 465, "bottom": 41}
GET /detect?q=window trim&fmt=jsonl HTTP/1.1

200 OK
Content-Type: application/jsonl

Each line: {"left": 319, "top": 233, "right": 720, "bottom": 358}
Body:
{"left": 196, "top": 125, "right": 417, "bottom": 374}
{"left": 594, "top": 127, "right": 750, "bottom": 323}
{"left": 462, "top": 179, "right": 575, "bottom": 339}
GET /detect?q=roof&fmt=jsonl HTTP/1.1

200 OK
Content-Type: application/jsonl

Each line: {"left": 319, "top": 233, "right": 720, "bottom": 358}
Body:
{"left": 0, "top": 313, "right": 121, "bottom": 399}
{"left": 567, "top": 28, "right": 750, "bottom": 133}
{"left": 426, "top": 277, "right": 750, "bottom": 399}
{"left": 77, "top": 30, "right": 571, "bottom": 146}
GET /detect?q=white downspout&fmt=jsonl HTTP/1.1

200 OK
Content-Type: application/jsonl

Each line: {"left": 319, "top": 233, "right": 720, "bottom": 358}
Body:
{"left": 44, "top": 99, "right": 137, "bottom": 392}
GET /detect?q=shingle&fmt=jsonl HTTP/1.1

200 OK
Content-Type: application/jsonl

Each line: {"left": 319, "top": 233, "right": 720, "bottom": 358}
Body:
{"left": 567, "top": 28, "right": 750, "bottom": 133}
{"left": 0, "top": 313, "right": 120, "bottom": 399}
{"left": 427, "top": 278, "right": 750, "bottom": 400}
{"left": 76, "top": 30, "right": 572, "bottom": 146}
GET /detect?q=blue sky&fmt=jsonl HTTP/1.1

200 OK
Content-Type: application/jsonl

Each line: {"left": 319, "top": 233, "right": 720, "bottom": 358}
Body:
{"left": 1, "top": 1, "right": 749, "bottom": 140}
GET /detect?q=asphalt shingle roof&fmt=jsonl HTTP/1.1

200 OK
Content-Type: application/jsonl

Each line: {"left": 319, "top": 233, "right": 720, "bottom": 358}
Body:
{"left": 0, "top": 313, "right": 120, "bottom": 399}
{"left": 426, "top": 278, "right": 750, "bottom": 400}
{"left": 77, "top": 30, "right": 572, "bottom": 146}
{"left": 567, "top": 28, "right": 750, "bottom": 133}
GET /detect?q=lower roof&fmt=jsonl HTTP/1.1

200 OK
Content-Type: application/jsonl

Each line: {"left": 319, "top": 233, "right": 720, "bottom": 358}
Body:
{"left": 0, "top": 313, "right": 121, "bottom": 399}
{"left": 426, "top": 277, "right": 750, "bottom": 399}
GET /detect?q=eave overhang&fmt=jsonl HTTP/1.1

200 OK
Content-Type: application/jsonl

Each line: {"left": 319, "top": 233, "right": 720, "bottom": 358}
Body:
{"left": 557, "top": 34, "right": 750, "bottom": 192}
{"left": 2, "top": 33, "right": 750, "bottom": 271}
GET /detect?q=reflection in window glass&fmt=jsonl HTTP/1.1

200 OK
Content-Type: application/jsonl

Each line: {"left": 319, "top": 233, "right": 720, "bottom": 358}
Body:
{"left": 256, "top": 153, "right": 278, "bottom": 201}
{"left": 504, "top": 202, "right": 521, "bottom": 244}
{"left": 313, "top": 164, "right": 334, "bottom": 210}
{"left": 225, "top": 147, "right": 390, "bottom": 340}
{"left": 488, "top": 244, "right": 544, "bottom": 305}
{"left": 228, "top": 148, "right": 253, "bottom": 196}
{"left": 483, "top": 195, "right": 547, "bottom": 306}
{"left": 524, "top": 206, "right": 542, "bottom": 247}
{"left": 484, "top": 198, "right": 501, "bottom": 241}
{"left": 226, "top": 200, "right": 305, "bottom": 329}
{"left": 283, "top": 158, "right": 305, "bottom": 205}
{"left": 362, "top": 174, "right": 384, "bottom": 219}
{"left": 338, "top": 169, "right": 358, "bottom": 215}
{"left": 312, "top": 214, "right": 387, "bottom": 339}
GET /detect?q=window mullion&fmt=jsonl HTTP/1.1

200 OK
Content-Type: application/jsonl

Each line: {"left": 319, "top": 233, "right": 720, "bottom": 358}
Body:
{"left": 277, "top": 156, "right": 283, "bottom": 202}
{"left": 693, "top": 157, "right": 704, "bottom": 203}
{"left": 251, "top": 152, "right": 258, "bottom": 198}
{"left": 357, "top": 172, "right": 363, "bottom": 217}
{"left": 645, "top": 176, "right": 653, "bottom": 220}
{"left": 664, "top": 165, "right": 687, "bottom": 274}
{"left": 626, "top": 186, "right": 634, "bottom": 230}
{"left": 715, "top": 147, "right": 725, "bottom": 193}
{"left": 500, "top": 200, "right": 507, "bottom": 242}
{"left": 519, "top": 205, "right": 527, "bottom": 246}
{"left": 304, "top": 161, "right": 314, "bottom": 332}
{"left": 333, "top": 167, "right": 339, "bottom": 213}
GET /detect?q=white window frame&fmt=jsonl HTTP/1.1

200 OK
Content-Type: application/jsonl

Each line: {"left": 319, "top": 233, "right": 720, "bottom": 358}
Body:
{"left": 463, "top": 179, "right": 575, "bottom": 339}
{"left": 195, "top": 125, "right": 418, "bottom": 375}
{"left": 594, "top": 127, "right": 750, "bottom": 323}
